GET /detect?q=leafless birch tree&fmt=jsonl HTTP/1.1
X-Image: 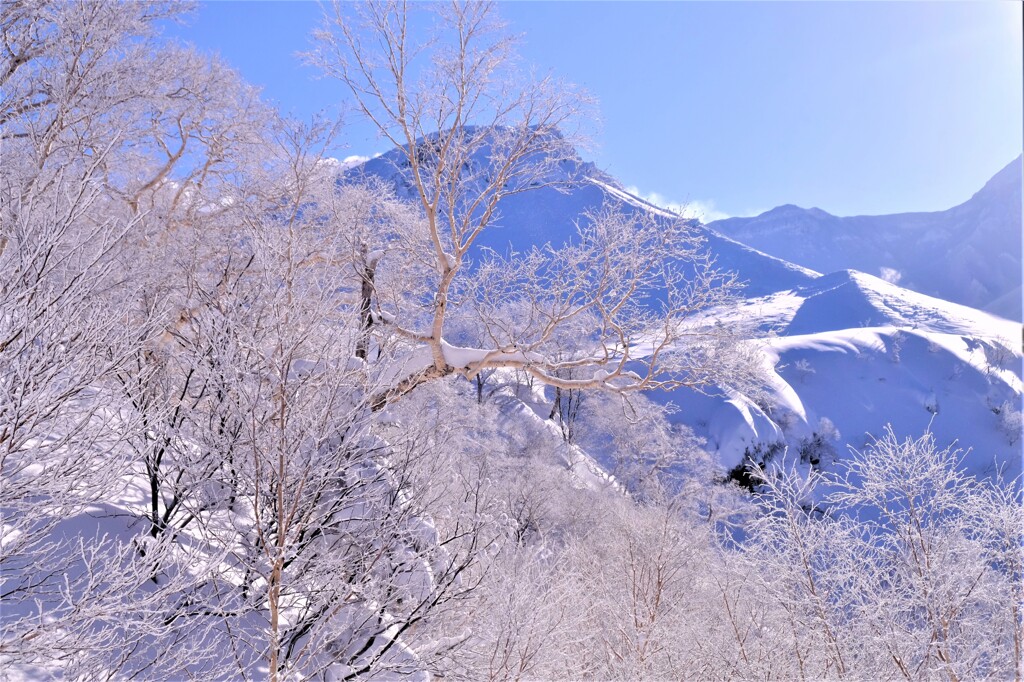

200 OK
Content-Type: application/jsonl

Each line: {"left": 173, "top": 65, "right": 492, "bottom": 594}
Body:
{"left": 311, "top": 0, "right": 756, "bottom": 407}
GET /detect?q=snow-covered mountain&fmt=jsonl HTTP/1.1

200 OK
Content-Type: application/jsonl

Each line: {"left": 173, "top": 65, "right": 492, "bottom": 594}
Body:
{"left": 348, "top": 144, "right": 1023, "bottom": 480}
{"left": 350, "top": 139, "right": 819, "bottom": 298}
{"left": 708, "top": 156, "right": 1023, "bottom": 321}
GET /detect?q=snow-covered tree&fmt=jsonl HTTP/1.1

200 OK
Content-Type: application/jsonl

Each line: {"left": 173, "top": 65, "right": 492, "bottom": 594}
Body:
{"left": 727, "top": 428, "right": 1024, "bottom": 681}
{"left": 1, "top": 6, "right": 491, "bottom": 677}
{"left": 311, "top": 0, "right": 756, "bottom": 407}
{"left": 831, "top": 428, "right": 1023, "bottom": 680}
{"left": 4, "top": 3, "right": 1019, "bottom": 681}
{"left": 0, "top": 2, "right": 185, "bottom": 670}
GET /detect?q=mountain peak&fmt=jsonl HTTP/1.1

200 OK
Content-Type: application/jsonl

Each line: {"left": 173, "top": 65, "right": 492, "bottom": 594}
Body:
{"left": 760, "top": 204, "right": 833, "bottom": 220}
{"left": 970, "top": 154, "right": 1022, "bottom": 204}
{"left": 764, "top": 203, "right": 804, "bottom": 215}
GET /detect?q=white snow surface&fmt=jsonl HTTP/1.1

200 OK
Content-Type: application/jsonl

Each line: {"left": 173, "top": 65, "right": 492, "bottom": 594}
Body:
{"left": 652, "top": 270, "right": 1022, "bottom": 479}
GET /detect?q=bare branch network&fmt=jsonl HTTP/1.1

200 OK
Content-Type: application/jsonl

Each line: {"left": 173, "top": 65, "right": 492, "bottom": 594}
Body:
{"left": 4, "top": 2, "right": 1017, "bottom": 681}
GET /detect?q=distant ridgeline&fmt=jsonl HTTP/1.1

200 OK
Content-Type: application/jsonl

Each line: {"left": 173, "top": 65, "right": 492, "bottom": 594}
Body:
{"left": 709, "top": 156, "right": 1023, "bottom": 322}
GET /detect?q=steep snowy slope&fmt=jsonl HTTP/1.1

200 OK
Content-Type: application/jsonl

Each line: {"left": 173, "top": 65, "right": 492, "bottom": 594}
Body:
{"left": 657, "top": 270, "right": 1022, "bottom": 480}
{"left": 348, "top": 140, "right": 819, "bottom": 298}
{"left": 709, "top": 156, "right": 1023, "bottom": 320}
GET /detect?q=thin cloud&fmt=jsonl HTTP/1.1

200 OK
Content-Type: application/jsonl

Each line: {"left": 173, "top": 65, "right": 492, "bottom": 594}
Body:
{"left": 339, "top": 155, "right": 372, "bottom": 170}
{"left": 624, "top": 186, "right": 730, "bottom": 223}
{"left": 879, "top": 267, "right": 902, "bottom": 285}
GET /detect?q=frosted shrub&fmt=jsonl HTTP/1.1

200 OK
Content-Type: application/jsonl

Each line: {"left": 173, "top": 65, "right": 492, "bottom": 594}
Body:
{"left": 824, "top": 428, "right": 1020, "bottom": 680}
{"left": 797, "top": 417, "right": 841, "bottom": 467}
{"left": 997, "top": 399, "right": 1022, "bottom": 445}
{"left": 793, "top": 358, "right": 815, "bottom": 382}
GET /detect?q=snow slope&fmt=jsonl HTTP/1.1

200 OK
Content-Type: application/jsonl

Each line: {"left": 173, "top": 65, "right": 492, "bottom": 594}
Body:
{"left": 347, "top": 137, "right": 819, "bottom": 298}
{"left": 656, "top": 270, "right": 1022, "bottom": 480}
{"left": 709, "top": 156, "right": 1023, "bottom": 321}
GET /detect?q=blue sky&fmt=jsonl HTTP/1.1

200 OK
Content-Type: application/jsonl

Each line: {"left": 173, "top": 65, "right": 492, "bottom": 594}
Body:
{"left": 166, "top": 1, "right": 1022, "bottom": 220}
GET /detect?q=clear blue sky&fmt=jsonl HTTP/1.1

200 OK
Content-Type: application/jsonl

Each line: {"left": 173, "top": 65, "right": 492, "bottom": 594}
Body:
{"left": 165, "top": 1, "right": 1022, "bottom": 219}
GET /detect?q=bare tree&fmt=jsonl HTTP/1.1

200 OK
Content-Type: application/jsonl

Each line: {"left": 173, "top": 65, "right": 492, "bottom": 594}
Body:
{"left": 829, "top": 429, "right": 1024, "bottom": 681}
{"left": 117, "top": 117, "right": 494, "bottom": 681}
{"left": 577, "top": 392, "right": 711, "bottom": 502}
{"left": 717, "top": 429, "right": 1024, "bottom": 682}
{"left": 0, "top": 2, "right": 272, "bottom": 674}
{"left": 0, "top": 1, "right": 177, "bottom": 669}
{"left": 311, "top": 0, "right": 754, "bottom": 407}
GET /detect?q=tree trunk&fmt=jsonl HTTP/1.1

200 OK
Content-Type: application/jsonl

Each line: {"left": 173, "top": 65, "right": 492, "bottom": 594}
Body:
{"left": 355, "top": 261, "right": 376, "bottom": 361}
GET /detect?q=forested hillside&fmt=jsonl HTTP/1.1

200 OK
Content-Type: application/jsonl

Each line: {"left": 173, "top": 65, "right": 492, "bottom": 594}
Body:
{"left": 1, "top": 3, "right": 1020, "bottom": 680}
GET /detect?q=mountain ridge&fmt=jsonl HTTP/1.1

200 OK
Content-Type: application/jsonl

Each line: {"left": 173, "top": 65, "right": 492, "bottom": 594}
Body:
{"left": 342, "top": 138, "right": 1021, "bottom": 479}
{"left": 709, "top": 156, "right": 1023, "bottom": 320}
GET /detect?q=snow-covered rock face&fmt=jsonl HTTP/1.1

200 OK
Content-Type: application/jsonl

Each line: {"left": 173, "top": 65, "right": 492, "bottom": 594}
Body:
{"left": 351, "top": 126, "right": 615, "bottom": 204}
{"left": 709, "top": 156, "right": 1023, "bottom": 321}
